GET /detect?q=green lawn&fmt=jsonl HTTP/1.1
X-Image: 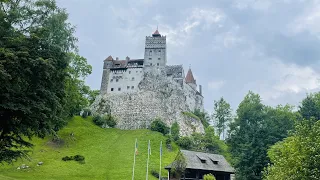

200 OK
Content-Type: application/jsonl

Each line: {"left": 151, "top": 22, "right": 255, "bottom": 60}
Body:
{"left": 0, "top": 116, "right": 179, "bottom": 180}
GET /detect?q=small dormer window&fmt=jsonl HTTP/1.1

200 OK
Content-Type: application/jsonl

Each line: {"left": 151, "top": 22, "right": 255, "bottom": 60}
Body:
{"left": 197, "top": 155, "right": 207, "bottom": 164}
{"left": 209, "top": 158, "right": 219, "bottom": 165}
{"left": 200, "top": 159, "right": 206, "bottom": 163}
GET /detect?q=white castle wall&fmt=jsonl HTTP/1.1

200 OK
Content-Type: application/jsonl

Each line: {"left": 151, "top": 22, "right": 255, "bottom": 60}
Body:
{"left": 107, "top": 68, "right": 144, "bottom": 94}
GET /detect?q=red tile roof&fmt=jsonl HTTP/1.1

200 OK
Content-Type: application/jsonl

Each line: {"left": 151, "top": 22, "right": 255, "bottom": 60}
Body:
{"left": 185, "top": 68, "right": 196, "bottom": 84}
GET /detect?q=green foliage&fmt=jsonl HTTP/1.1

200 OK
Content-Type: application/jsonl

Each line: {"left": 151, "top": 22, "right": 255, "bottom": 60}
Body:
{"left": 203, "top": 173, "right": 216, "bottom": 180}
{"left": 0, "top": 0, "right": 92, "bottom": 163}
{"left": 171, "top": 122, "right": 180, "bottom": 141}
{"left": 0, "top": 116, "right": 179, "bottom": 180}
{"left": 264, "top": 119, "right": 320, "bottom": 180}
{"left": 104, "top": 114, "right": 117, "bottom": 128}
{"left": 176, "top": 137, "right": 193, "bottom": 149}
{"left": 62, "top": 155, "right": 85, "bottom": 163}
{"left": 181, "top": 111, "right": 201, "bottom": 121}
{"left": 298, "top": 92, "right": 320, "bottom": 121}
{"left": 87, "top": 90, "right": 100, "bottom": 105}
{"left": 92, "top": 115, "right": 104, "bottom": 127}
{"left": 150, "top": 118, "right": 169, "bottom": 135}
{"left": 81, "top": 108, "right": 91, "bottom": 118}
{"left": 171, "top": 151, "right": 187, "bottom": 179}
{"left": 227, "top": 91, "right": 296, "bottom": 180}
{"left": 212, "top": 97, "right": 232, "bottom": 139}
{"left": 151, "top": 169, "right": 160, "bottom": 178}
{"left": 193, "top": 109, "right": 211, "bottom": 128}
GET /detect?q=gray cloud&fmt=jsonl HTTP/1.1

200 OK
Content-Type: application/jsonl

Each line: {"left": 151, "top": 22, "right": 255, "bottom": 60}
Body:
{"left": 56, "top": 0, "right": 320, "bottom": 112}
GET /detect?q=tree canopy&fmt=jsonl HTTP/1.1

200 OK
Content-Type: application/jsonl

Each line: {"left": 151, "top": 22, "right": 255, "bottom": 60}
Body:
{"left": 0, "top": 0, "right": 91, "bottom": 163}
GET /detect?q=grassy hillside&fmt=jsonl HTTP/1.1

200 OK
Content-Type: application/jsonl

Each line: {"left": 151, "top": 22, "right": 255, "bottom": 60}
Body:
{"left": 0, "top": 116, "right": 179, "bottom": 180}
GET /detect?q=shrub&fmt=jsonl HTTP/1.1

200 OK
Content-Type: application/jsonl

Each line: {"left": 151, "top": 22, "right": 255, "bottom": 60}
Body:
{"left": 73, "top": 155, "right": 85, "bottom": 162}
{"left": 62, "top": 155, "right": 85, "bottom": 163}
{"left": 171, "top": 122, "right": 180, "bottom": 141}
{"left": 176, "top": 137, "right": 192, "bottom": 149}
{"left": 203, "top": 173, "right": 216, "bottom": 180}
{"left": 150, "top": 118, "right": 169, "bottom": 135}
{"left": 93, "top": 115, "right": 104, "bottom": 126}
{"left": 151, "top": 169, "right": 159, "bottom": 178}
{"left": 104, "top": 114, "right": 117, "bottom": 128}
{"left": 81, "top": 108, "right": 91, "bottom": 118}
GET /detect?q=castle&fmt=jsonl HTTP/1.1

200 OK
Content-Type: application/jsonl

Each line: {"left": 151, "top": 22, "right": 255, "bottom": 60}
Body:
{"left": 91, "top": 29, "right": 205, "bottom": 135}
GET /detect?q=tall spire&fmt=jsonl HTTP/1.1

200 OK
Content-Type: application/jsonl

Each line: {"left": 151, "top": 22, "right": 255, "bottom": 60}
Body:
{"left": 152, "top": 26, "right": 160, "bottom": 37}
{"left": 185, "top": 68, "right": 196, "bottom": 84}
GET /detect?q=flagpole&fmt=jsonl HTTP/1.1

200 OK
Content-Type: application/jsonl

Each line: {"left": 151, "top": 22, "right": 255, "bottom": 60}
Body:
{"left": 146, "top": 140, "right": 150, "bottom": 180}
{"left": 159, "top": 141, "right": 162, "bottom": 180}
{"left": 132, "top": 138, "right": 137, "bottom": 180}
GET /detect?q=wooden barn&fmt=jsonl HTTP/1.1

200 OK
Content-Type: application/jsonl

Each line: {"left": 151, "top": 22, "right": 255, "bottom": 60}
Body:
{"left": 165, "top": 150, "right": 235, "bottom": 180}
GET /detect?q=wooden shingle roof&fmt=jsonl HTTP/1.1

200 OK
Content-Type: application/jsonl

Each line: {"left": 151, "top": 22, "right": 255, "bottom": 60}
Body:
{"left": 165, "top": 150, "right": 235, "bottom": 174}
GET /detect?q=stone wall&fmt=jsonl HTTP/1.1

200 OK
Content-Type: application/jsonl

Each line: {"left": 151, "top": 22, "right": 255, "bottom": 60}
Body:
{"left": 91, "top": 68, "right": 204, "bottom": 136}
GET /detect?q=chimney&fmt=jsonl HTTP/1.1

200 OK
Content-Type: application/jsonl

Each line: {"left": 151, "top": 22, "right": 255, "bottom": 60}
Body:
{"left": 126, "top": 56, "right": 130, "bottom": 61}
{"left": 116, "top": 57, "right": 119, "bottom": 60}
{"left": 199, "top": 85, "right": 202, "bottom": 95}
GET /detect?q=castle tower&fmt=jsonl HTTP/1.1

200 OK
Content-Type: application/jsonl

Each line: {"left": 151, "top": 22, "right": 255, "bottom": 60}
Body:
{"left": 100, "top": 55, "right": 113, "bottom": 95}
{"left": 144, "top": 28, "right": 167, "bottom": 68}
{"left": 185, "top": 68, "right": 197, "bottom": 90}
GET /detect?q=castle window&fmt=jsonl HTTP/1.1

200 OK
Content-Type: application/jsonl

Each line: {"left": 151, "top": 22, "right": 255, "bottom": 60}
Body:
{"left": 129, "top": 71, "right": 131, "bottom": 74}
{"left": 136, "top": 71, "right": 138, "bottom": 73}
{"left": 157, "top": 63, "right": 159, "bottom": 66}
{"left": 110, "top": 79, "right": 113, "bottom": 82}
{"left": 159, "top": 50, "right": 161, "bottom": 52}
{"left": 149, "top": 51, "right": 152, "bottom": 55}
{"left": 116, "top": 79, "right": 119, "bottom": 82}
{"left": 132, "top": 77, "right": 135, "bottom": 81}
{"left": 131, "top": 86, "right": 134, "bottom": 89}
{"left": 149, "top": 58, "right": 152, "bottom": 60}
{"left": 118, "top": 88, "right": 121, "bottom": 91}
{"left": 127, "top": 86, "right": 130, "bottom": 90}
{"left": 111, "top": 88, "right": 114, "bottom": 91}
{"left": 150, "top": 63, "right": 152, "bottom": 66}
{"left": 158, "top": 58, "right": 161, "bottom": 60}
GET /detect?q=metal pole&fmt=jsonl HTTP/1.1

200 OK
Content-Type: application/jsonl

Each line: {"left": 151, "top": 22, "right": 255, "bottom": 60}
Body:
{"left": 159, "top": 141, "right": 162, "bottom": 180}
{"left": 132, "top": 138, "right": 137, "bottom": 180}
{"left": 146, "top": 140, "right": 150, "bottom": 180}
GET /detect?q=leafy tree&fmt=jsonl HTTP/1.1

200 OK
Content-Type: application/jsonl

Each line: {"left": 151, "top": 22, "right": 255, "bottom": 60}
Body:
{"left": 0, "top": 0, "right": 90, "bottom": 163}
{"left": 227, "top": 92, "right": 296, "bottom": 180}
{"left": 150, "top": 118, "right": 169, "bottom": 135}
{"left": 212, "top": 97, "right": 232, "bottom": 140}
{"left": 193, "top": 109, "right": 211, "bottom": 128}
{"left": 171, "top": 151, "right": 187, "bottom": 179}
{"left": 87, "top": 90, "right": 100, "bottom": 105}
{"left": 104, "top": 114, "right": 117, "bottom": 128}
{"left": 176, "top": 137, "right": 193, "bottom": 149}
{"left": 171, "top": 122, "right": 180, "bottom": 141}
{"left": 264, "top": 119, "right": 320, "bottom": 180}
{"left": 203, "top": 173, "right": 216, "bottom": 180}
{"left": 298, "top": 92, "right": 320, "bottom": 121}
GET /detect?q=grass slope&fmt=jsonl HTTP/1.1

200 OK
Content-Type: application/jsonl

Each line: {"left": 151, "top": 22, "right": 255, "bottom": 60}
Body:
{"left": 0, "top": 117, "right": 179, "bottom": 180}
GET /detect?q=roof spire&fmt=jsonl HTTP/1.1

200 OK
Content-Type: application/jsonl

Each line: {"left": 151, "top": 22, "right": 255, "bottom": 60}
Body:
{"left": 185, "top": 68, "right": 196, "bottom": 84}
{"left": 152, "top": 26, "right": 161, "bottom": 37}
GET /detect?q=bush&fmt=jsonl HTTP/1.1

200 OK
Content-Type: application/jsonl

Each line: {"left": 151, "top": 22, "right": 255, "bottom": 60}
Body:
{"left": 176, "top": 137, "right": 192, "bottom": 149}
{"left": 62, "top": 155, "right": 85, "bottom": 163}
{"left": 150, "top": 118, "right": 169, "bottom": 135}
{"left": 104, "top": 114, "right": 117, "bottom": 128}
{"left": 171, "top": 122, "right": 180, "bottom": 141}
{"left": 203, "top": 173, "right": 216, "bottom": 180}
{"left": 151, "top": 169, "right": 159, "bottom": 178}
{"left": 81, "top": 108, "right": 91, "bottom": 118}
{"left": 93, "top": 115, "right": 104, "bottom": 126}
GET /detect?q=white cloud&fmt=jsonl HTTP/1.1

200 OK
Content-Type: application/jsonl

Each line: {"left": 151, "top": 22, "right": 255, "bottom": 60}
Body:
{"left": 208, "top": 80, "right": 225, "bottom": 90}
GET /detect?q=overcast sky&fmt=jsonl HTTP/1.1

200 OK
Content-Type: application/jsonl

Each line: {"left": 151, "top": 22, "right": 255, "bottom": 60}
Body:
{"left": 56, "top": 0, "right": 320, "bottom": 112}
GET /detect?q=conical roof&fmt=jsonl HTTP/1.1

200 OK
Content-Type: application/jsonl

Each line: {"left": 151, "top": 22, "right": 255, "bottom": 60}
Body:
{"left": 185, "top": 68, "right": 196, "bottom": 84}
{"left": 153, "top": 29, "right": 160, "bottom": 35}
{"left": 106, "top": 55, "right": 113, "bottom": 61}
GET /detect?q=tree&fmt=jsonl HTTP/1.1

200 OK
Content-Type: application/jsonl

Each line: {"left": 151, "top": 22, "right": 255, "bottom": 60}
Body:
{"left": 171, "top": 122, "right": 180, "bottom": 141}
{"left": 0, "top": 0, "right": 89, "bottom": 163}
{"left": 194, "top": 109, "right": 211, "bottom": 128}
{"left": 264, "top": 119, "right": 320, "bottom": 180}
{"left": 171, "top": 151, "right": 187, "bottom": 179}
{"left": 203, "top": 173, "right": 216, "bottom": 180}
{"left": 87, "top": 90, "right": 100, "bottom": 105}
{"left": 227, "top": 92, "right": 296, "bottom": 180}
{"left": 150, "top": 118, "right": 169, "bottom": 135}
{"left": 298, "top": 92, "right": 320, "bottom": 121}
{"left": 212, "top": 97, "right": 232, "bottom": 140}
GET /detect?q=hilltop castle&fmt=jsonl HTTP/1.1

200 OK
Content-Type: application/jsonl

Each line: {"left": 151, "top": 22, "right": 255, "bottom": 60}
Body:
{"left": 91, "top": 29, "right": 205, "bottom": 135}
